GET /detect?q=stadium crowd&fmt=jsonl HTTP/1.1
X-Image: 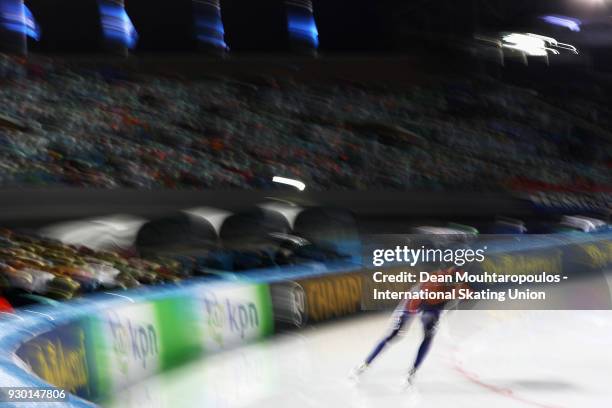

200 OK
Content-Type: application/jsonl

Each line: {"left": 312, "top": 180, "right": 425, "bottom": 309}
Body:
{"left": 0, "top": 217, "right": 350, "bottom": 310}
{"left": 0, "top": 227, "right": 193, "bottom": 311}
{"left": 0, "top": 55, "right": 610, "bottom": 192}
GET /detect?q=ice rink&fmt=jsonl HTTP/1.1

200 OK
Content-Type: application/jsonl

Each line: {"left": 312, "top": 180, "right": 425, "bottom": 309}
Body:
{"left": 105, "top": 306, "right": 612, "bottom": 408}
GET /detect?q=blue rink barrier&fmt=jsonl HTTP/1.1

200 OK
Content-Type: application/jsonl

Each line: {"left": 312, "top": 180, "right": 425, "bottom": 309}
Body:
{"left": 0, "top": 232, "right": 611, "bottom": 407}
{"left": 0, "top": 258, "right": 361, "bottom": 407}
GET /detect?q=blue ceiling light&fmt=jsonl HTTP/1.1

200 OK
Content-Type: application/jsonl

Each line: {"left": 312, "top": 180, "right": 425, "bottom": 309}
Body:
{"left": 98, "top": 0, "right": 138, "bottom": 50}
{"left": 286, "top": 0, "right": 319, "bottom": 49}
{"left": 541, "top": 15, "right": 582, "bottom": 32}
{"left": 193, "top": 0, "right": 228, "bottom": 51}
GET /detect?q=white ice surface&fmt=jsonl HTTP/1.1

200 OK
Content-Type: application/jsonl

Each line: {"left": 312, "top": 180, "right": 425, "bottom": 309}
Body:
{"left": 105, "top": 308, "right": 612, "bottom": 408}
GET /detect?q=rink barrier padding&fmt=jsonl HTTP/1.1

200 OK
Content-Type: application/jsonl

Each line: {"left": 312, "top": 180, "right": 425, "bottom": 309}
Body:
{"left": 0, "top": 281, "right": 274, "bottom": 405}
{"left": 294, "top": 272, "right": 363, "bottom": 324}
{"left": 0, "top": 232, "right": 611, "bottom": 406}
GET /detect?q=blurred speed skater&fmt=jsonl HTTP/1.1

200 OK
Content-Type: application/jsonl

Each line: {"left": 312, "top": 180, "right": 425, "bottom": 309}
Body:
{"left": 350, "top": 267, "right": 470, "bottom": 386}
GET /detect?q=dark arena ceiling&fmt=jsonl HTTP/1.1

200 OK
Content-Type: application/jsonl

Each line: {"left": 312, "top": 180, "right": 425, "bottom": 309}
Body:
{"left": 20, "top": 0, "right": 612, "bottom": 53}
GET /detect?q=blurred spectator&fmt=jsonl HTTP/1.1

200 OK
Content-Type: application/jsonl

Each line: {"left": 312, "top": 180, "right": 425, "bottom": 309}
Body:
{"left": 0, "top": 295, "right": 13, "bottom": 313}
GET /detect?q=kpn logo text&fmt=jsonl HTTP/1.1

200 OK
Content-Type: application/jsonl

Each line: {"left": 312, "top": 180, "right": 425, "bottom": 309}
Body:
{"left": 108, "top": 314, "right": 159, "bottom": 370}
{"left": 203, "top": 294, "right": 260, "bottom": 339}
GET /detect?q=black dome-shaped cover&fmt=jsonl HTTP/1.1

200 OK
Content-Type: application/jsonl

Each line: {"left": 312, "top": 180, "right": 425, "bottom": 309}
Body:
{"left": 220, "top": 207, "right": 292, "bottom": 248}
{"left": 136, "top": 212, "right": 218, "bottom": 256}
{"left": 293, "top": 207, "right": 358, "bottom": 245}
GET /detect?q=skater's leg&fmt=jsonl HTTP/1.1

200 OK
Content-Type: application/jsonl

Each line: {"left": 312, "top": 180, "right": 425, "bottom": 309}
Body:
{"left": 350, "top": 304, "right": 412, "bottom": 380}
{"left": 365, "top": 310, "right": 410, "bottom": 365}
{"left": 411, "top": 310, "right": 441, "bottom": 372}
{"left": 401, "top": 310, "right": 441, "bottom": 387}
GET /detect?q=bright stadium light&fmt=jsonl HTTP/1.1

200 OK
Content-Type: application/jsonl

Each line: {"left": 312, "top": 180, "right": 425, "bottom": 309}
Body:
{"left": 273, "top": 176, "right": 306, "bottom": 191}
{"left": 501, "top": 32, "right": 578, "bottom": 57}
{"left": 570, "top": 0, "right": 608, "bottom": 8}
{"left": 528, "top": 33, "right": 579, "bottom": 54}
{"left": 502, "top": 33, "right": 549, "bottom": 56}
